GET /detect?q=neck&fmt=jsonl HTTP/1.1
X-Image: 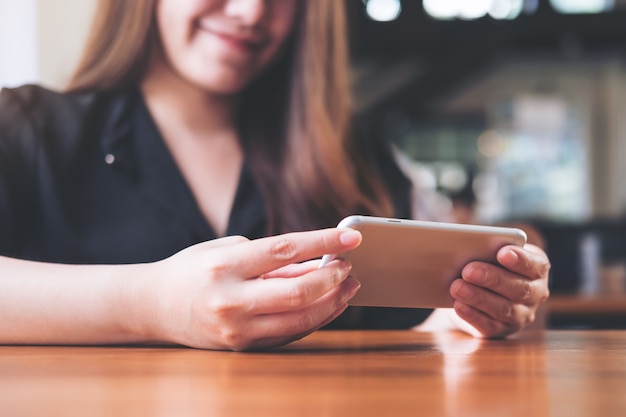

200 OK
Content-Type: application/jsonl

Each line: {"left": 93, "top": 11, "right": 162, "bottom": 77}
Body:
{"left": 140, "top": 60, "right": 238, "bottom": 139}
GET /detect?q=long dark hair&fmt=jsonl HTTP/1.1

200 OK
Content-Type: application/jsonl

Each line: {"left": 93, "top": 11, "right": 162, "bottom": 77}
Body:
{"left": 67, "top": 0, "right": 394, "bottom": 233}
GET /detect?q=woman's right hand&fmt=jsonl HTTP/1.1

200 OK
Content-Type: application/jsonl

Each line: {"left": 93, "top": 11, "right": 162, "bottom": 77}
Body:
{"left": 141, "top": 228, "right": 362, "bottom": 351}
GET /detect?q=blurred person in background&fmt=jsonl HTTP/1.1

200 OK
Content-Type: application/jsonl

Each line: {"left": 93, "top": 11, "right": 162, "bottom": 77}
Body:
{"left": 0, "top": 0, "right": 550, "bottom": 350}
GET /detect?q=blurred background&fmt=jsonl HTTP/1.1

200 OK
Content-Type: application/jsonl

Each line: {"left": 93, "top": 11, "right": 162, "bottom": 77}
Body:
{"left": 1, "top": 0, "right": 625, "bottom": 328}
{"left": 348, "top": 0, "right": 626, "bottom": 329}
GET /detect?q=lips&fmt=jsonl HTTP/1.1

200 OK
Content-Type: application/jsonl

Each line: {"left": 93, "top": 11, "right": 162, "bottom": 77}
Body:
{"left": 196, "top": 19, "right": 268, "bottom": 52}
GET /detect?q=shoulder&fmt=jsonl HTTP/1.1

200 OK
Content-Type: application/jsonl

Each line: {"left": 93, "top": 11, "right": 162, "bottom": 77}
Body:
{"left": 0, "top": 84, "right": 100, "bottom": 134}
{"left": 0, "top": 84, "right": 95, "bottom": 114}
{"left": 0, "top": 84, "right": 100, "bottom": 142}
{"left": 0, "top": 85, "right": 131, "bottom": 160}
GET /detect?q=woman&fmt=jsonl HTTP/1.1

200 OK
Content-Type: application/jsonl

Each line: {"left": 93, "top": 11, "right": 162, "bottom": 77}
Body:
{"left": 0, "top": 0, "right": 550, "bottom": 350}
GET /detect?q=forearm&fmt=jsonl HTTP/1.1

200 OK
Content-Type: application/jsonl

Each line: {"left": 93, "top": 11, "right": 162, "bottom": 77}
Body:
{"left": 0, "top": 256, "right": 160, "bottom": 345}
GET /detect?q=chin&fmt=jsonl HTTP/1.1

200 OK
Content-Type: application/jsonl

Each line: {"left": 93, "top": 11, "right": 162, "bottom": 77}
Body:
{"left": 193, "top": 74, "right": 254, "bottom": 96}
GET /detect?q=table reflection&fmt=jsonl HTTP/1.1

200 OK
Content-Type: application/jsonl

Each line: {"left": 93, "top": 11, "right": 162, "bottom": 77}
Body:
{"left": 0, "top": 330, "right": 624, "bottom": 417}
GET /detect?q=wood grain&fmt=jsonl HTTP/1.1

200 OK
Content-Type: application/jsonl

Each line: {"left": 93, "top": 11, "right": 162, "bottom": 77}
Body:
{"left": 1, "top": 330, "right": 625, "bottom": 417}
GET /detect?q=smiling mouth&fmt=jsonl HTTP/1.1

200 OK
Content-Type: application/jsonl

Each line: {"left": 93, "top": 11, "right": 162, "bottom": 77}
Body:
{"left": 212, "top": 32, "right": 262, "bottom": 53}
{"left": 196, "top": 20, "right": 268, "bottom": 52}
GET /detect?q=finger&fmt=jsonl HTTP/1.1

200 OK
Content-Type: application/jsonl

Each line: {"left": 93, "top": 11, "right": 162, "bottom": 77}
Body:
{"left": 453, "top": 300, "right": 520, "bottom": 339}
{"left": 461, "top": 262, "right": 548, "bottom": 305}
{"left": 245, "top": 304, "right": 350, "bottom": 351}
{"left": 496, "top": 244, "right": 551, "bottom": 282}
{"left": 450, "top": 279, "right": 532, "bottom": 328}
{"left": 194, "top": 235, "right": 249, "bottom": 250}
{"left": 260, "top": 260, "right": 321, "bottom": 279}
{"left": 243, "top": 278, "right": 360, "bottom": 345}
{"left": 241, "top": 260, "right": 353, "bottom": 314}
{"left": 219, "top": 228, "right": 362, "bottom": 279}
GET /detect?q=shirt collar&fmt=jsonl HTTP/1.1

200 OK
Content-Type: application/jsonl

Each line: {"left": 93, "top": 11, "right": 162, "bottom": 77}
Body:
{"left": 99, "top": 90, "right": 267, "bottom": 241}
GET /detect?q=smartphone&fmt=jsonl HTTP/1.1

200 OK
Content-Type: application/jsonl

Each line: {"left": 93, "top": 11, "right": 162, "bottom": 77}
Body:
{"left": 319, "top": 215, "right": 527, "bottom": 308}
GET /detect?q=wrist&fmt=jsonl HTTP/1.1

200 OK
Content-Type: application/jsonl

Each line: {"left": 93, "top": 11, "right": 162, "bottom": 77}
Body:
{"left": 113, "top": 261, "right": 170, "bottom": 344}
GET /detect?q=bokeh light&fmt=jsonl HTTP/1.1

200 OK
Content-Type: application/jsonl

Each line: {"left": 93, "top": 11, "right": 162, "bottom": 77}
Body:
{"left": 364, "top": 0, "right": 402, "bottom": 22}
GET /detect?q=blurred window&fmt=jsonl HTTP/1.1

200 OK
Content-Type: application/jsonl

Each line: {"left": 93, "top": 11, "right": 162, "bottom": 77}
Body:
{"left": 391, "top": 89, "right": 592, "bottom": 223}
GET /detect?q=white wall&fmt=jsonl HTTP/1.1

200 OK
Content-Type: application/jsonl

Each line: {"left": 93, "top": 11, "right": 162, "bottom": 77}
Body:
{"left": 0, "top": 0, "right": 39, "bottom": 88}
{"left": 0, "top": 0, "right": 96, "bottom": 90}
{"left": 37, "top": 0, "right": 97, "bottom": 89}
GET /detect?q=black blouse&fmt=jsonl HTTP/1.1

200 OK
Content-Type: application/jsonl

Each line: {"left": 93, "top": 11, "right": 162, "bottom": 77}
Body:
{"left": 0, "top": 85, "right": 432, "bottom": 329}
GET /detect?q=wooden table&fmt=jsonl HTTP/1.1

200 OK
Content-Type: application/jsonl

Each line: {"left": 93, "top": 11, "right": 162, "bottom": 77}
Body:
{"left": 547, "top": 295, "right": 626, "bottom": 329}
{"left": 1, "top": 330, "right": 625, "bottom": 417}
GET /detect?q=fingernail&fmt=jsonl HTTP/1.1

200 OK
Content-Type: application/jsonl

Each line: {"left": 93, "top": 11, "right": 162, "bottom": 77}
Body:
{"left": 339, "top": 260, "right": 352, "bottom": 275}
{"left": 339, "top": 230, "right": 362, "bottom": 246}
{"left": 500, "top": 249, "right": 519, "bottom": 267}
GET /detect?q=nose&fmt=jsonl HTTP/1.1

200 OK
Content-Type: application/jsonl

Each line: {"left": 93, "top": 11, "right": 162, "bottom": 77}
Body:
{"left": 224, "top": 0, "right": 267, "bottom": 25}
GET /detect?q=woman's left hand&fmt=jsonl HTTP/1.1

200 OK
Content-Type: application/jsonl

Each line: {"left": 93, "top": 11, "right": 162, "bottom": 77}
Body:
{"left": 449, "top": 244, "right": 551, "bottom": 338}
